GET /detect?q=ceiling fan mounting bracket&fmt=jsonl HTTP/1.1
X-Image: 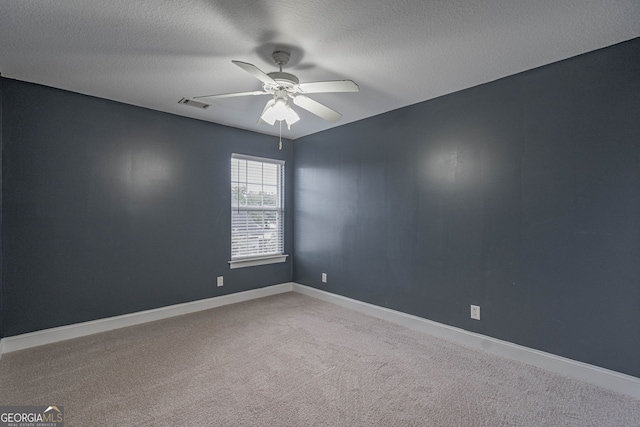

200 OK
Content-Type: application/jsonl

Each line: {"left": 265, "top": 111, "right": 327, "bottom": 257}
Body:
{"left": 272, "top": 50, "right": 291, "bottom": 67}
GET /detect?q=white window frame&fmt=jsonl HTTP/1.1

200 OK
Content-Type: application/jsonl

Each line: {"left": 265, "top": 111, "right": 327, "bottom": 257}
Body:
{"left": 229, "top": 153, "right": 288, "bottom": 269}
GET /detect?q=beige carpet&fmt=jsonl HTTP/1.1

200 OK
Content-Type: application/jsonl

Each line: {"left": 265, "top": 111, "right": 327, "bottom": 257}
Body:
{"left": 1, "top": 292, "right": 639, "bottom": 426}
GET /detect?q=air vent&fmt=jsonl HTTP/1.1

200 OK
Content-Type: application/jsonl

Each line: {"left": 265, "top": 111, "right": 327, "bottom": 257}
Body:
{"left": 178, "top": 98, "right": 210, "bottom": 109}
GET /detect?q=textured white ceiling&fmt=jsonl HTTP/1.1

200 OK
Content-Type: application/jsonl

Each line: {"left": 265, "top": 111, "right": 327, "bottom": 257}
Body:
{"left": 1, "top": 0, "right": 639, "bottom": 139}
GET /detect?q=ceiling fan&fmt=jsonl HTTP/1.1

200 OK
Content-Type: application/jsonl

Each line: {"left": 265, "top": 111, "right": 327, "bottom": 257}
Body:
{"left": 189, "top": 50, "right": 359, "bottom": 129}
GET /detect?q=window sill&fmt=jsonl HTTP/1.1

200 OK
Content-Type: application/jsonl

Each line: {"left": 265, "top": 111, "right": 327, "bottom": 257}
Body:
{"left": 228, "top": 254, "right": 289, "bottom": 269}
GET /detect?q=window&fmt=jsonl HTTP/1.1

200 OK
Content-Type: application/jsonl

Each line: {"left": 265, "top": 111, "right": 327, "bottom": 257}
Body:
{"left": 229, "top": 154, "right": 287, "bottom": 269}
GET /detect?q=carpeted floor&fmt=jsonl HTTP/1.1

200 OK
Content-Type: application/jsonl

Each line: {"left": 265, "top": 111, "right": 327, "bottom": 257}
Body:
{"left": 1, "top": 292, "right": 639, "bottom": 426}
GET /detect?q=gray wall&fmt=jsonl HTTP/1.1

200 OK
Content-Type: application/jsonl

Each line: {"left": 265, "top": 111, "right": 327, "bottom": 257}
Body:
{"left": 2, "top": 39, "right": 639, "bottom": 378}
{"left": 1, "top": 78, "right": 293, "bottom": 337}
{"left": 0, "top": 76, "right": 3, "bottom": 338}
{"left": 293, "top": 38, "right": 640, "bottom": 377}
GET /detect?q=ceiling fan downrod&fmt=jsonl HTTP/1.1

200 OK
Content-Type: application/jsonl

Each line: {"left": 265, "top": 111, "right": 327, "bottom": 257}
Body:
{"left": 272, "top": 50, "right": 290, "bottom": 72}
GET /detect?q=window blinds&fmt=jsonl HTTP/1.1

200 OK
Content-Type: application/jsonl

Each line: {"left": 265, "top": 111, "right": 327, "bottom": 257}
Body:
{"left": 231, "top": 154, "right": 284, "bottom": 260}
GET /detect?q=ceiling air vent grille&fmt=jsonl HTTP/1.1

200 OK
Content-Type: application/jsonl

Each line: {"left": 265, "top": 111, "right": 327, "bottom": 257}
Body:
{"left": 178, "top": 98, "right": 210, "bottom": 109}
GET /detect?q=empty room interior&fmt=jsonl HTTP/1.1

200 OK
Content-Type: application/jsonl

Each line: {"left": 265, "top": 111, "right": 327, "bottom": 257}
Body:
{"left": 0, "top": 1, "right": 639, "bottom": 425}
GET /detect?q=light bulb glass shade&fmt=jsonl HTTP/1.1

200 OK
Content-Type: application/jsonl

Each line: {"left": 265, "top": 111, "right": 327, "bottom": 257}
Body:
{"left": 260, "top": 99, "right": 277, "bottom": 125}
{"left": 284, "top": 105, "right": 300, "bottom": 127}
{"left": 271, "top": 98, "right": 288, "bottom": 117}
{"left": 261, "top": 98, "right": 287, "bottom": 124}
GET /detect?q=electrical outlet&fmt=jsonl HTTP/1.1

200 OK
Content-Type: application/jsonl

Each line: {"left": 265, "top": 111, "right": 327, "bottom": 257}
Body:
{"left": 322, "top": 273, "right": 327, "bottom": 283}
{"left": 470, "top": 305, "right": 480, "bottom": 320}
{"left": 217, "top": 276, "right": 224, "bottom": 287}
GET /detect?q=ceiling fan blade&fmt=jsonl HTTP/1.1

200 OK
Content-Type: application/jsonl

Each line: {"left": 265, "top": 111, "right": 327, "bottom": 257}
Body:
{"left": 193, "top": 91, "right": 268, "bottom": 101}
{"left": 297, "top": 80, "right": 359, "bottom": 94}
{"left": 232, "top": 60, "right": 278, "bottom": 85}
{"left": 293, "top": 95, "right": 342, "bottom": 122}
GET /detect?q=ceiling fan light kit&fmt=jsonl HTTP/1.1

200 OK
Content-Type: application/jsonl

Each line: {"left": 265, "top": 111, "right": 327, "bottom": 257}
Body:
{"left": 189, "top": 49, "right": 359, "bottom": 130}
{"left": 260, "top": 96, "right": 300, "bottom": 128}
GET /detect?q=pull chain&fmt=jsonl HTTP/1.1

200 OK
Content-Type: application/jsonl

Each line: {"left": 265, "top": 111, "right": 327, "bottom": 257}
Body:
{"left": 279, "top": 120, "right": 282, "bottom": 150}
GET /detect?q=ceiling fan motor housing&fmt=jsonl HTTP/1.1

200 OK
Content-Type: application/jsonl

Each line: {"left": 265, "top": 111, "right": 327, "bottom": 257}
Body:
{"left": 267, "top": 71, "right": 299, "bottom": 87}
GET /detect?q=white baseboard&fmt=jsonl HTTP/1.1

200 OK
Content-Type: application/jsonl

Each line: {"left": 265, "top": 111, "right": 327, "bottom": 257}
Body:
{"left": 2, "top": 281, "right": 638, "bottom": 400}
{"left": 0, "top": 283, "right": 294, "bottom": 355}
{"left": 292, "top": 283, "right": 640, "bottom": 400}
